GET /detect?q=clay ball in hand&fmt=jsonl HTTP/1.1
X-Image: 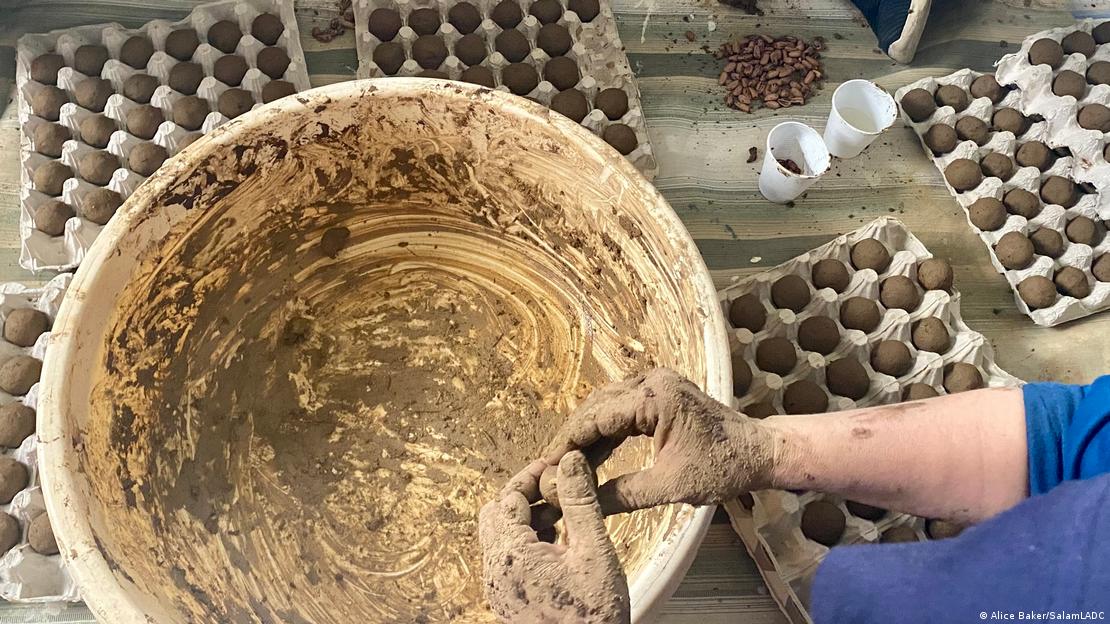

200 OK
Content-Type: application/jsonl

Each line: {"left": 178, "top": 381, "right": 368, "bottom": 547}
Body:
{"left": 33, "top": 122, "right": 70, "bottom": 158}
{"left": 0, "top": 355, "right": 42, "bottom": 396}
{"left": 1055, "top": 266, "right": 1091, "bottom": 299}
{"left": 798, "top": 316, "right": 839, "bottom": 354}
{"left": 1030, "top": 227, "right": 1064, "bottom": 258}
{"left": 74, "top": 77, "right": 114, "bottom": 112}
{"left": 969, "top": 197, "right": 1007, "bottom": 231}
{"left": 900, "top": 88, "right": 936, "bottom": 122}
{"left": 840, "top": 297, "right": 881, "bottom": 333}
{"left": 771, "top": 274, "right": 810, "bottom": 312}
{"left": 871, "top": 340, "right": 913, "bottom": 377}
{"left": 31, "top": 86, "right": 68, "bottom": 121}
{"left": 943, "top": 158, "right": 982, "bottom": 192}
{"left": 252, "top": 13, "right": 285, "bottom": 45}
{"left": 0, "top": 403, "right": 35, "bottom": 448}
{"left": 755, "top": 336, "right": 797, "bottom": 375}
{"left": 783, "top": 379, "right": 828, "bottom": 414}
{"left": 917, "top": 258, "right": 954, "bottom": 291}
{"left": 32, "top": 161, "right": 72, "bottom": 196}
{"left": 728, "top": 293, "right": 766, "bottom": 332}
{"left": 30, "top": 53, "right": 65, "bottom": 85}
{"left": 811, "top": 258, "right": 850, "bottom": 292}
{"left": 926, "top": 519, "right": 965, "bottom": 540}
{"left": 0, "top": 457, "right": 28, "bottom": 504}
{"left": 4, "top": 308, "right": 49, "bottom": 347}
{"left": 912, "top": 317, "right": 950, "bottom": 354}
{"left": 1028, "top": 37, "right": 1064, "bottom": 68}
{"left": 850, "top": 238, "right": 891, "bottom": 273}
{"left": 943, "top": 362, "right": 984, "bottom": 393}
{"left": 934, "top": 84, "right": 969, "bottom": 112}
{"left": 879, "top": 275, "right": 921, "bottom": 311}
{"left": 994, "top": 231, "right": 1034, "bottom": 270}
{"left": 1017, "top": 275, "right": 1057, "bottom": 310}
{"left": 34, "top": 200, "right": 74, "bottom": 236}
{"left": 825, "top": 357, "right": 869, "bottom": 400}
{"left": 28, "top": 513, "right": 59, "bottom": 556}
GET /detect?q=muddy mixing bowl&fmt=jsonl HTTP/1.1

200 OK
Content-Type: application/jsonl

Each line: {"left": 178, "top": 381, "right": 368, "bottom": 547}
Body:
{"left": 38, "top": 79, "right": 729, "bottom": 623}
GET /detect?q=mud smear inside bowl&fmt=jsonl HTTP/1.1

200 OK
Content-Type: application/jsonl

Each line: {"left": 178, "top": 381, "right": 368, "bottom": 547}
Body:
{"left": 77, "top": 89, "right": 711, "bottom": 623}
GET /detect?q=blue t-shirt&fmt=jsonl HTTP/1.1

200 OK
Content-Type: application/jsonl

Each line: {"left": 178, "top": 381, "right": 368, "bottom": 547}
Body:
{"left": 812, "top": 378, "right": 1110, "bottom": 623}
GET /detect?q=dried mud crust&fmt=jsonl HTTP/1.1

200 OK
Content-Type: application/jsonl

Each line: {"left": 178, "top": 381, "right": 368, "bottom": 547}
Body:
{"left": 79, "top": 88, "right": 707, "bottom": 623}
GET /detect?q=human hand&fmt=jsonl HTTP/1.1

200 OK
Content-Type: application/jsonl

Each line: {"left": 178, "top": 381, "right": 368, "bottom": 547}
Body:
{"left": 479, "top": 451, "right": 630, "bottom": 624}
{"left": 538, "top": 368, "right": 776, "bottom": 515}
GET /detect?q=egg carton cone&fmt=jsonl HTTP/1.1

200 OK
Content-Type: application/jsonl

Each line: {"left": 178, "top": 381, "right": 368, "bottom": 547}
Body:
{"left": 896, "top": 63, "right": 1110, "bottom": 326}
{"left": 350, "top": 0, "right": 657, "bottom": 179}
{"left": 716, "top": 218, "right": 1021, "bottom": 624}
{"left": 16, "top": 0, "right": 311, "bottom": 273}
{"left": 0, "top": 274, "right": 76, "bottom": 603}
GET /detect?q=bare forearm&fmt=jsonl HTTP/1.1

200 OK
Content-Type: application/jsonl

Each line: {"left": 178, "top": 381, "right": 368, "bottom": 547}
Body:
{"left": 762, "top": 387, "right": 1028, "bottom": 523}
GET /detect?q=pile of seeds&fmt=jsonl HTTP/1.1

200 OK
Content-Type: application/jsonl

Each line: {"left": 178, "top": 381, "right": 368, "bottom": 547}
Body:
{"left": 714, "top": 34, "right": 826, "bottom": 113}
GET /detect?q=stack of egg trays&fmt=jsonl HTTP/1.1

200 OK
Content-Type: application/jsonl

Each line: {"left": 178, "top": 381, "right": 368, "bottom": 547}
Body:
{"left": 0, "top": 274, "right": 75, "bottom": 602}
{"left": 16, "top": 0, "right": 311, "bottom": 272}
{"left": 717, "top": 218, "right": 1022, "bottom": 624}
{"left": 350, "top": 0, "right": 658, "bottom": 179}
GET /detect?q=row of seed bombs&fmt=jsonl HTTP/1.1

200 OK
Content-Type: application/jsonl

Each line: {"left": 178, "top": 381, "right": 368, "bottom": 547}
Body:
{"left": 367, "top": 1, "right": 638, "bottom": 154}
{"left": 729, "top": 240, "right": 986, "bottom": 419}
{"left": 26, "top": 16, "right": 295, "bottom": 235}
{"left": 800, "top": 500, "right": 965, "bottom": 547}
{"left": 0, "top": 310, "right": 56, "bottom": 557}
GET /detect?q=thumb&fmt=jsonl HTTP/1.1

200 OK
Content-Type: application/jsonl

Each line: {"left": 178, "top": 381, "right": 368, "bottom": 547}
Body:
{"left": 557, "top": 451, "right": 611, "bottom": 555}
{"left": 595, "top": 466, "right": 679, "bottom": 516}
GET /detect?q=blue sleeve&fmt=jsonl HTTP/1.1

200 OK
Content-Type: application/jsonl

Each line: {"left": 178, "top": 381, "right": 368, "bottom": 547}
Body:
{"left": 1025, "top": 376, "right": 1110, "bottom": 495}
{"left": 812, "top": 474, "right": 1110, "bottom": 623}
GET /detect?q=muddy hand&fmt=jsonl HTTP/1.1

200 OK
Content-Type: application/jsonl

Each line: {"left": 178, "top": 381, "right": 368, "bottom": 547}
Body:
{"left": 479, "top": 452, "right": 630, "bottom": 624}
{"left": 538, "top": 368, "right": 776, "bottom": 517}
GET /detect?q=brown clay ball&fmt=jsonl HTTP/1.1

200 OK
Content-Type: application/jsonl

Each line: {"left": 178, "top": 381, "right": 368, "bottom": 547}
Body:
{"left": 801, "top": 500, "right": 845, "bottom": 546}
{"left": 969, "top": 74, "right": 1004, "bottom": 103}
{"left": 1094, "top": 254, "right": 1110, "bottom": 282}
{"left": 903, "top": 382, "right": 940, "bottom": 401}
{"left": 943, "top": 362, "right": 984, "bottom": 393}
{"left": 955, "top": 116, "right": 989, "bottom": 145}
{"left": 32, "top": 161, "right": 72, "bottom": 196}
{"left": 544, "top": 56, "right": 580, "bottom": 91}
{"left": 882, "top": 526, "right": 920, "bottom": 543}
{"left": 979, "top": 152, "right": 1014, "bottom": 181}
{"left": 0, "top": 355, "right": 42, "bottom": 396}
{"left": 1053, "top": 70, "right": 1087, "bottom": 99}
{"left": 551, "top": 89, "right": 588, "bottom": 122}
{"left": 165, "top": 29, "right": 200, "bottom": 61}
{"left": 537, "top": 23, "right": 573, "bottom": 57}
{"left": 120, "top": 36, "right": 154, "bottom": 70}
{"left": 530, "top": 0, "right": 563, "bottom": 24}
{"left": 569, "top": 0, "right": 600, "bottom": 21}
{"left": 0, "top": 403, "right": 35, "bottom": 448}
{"left": 30, "top": 53, "right": 65, "bottom": 85}
{"left": 73, "top": 44, "right": 109, "bottom": 76}
{"left": 1003, "top": 188, "right": 1041, "bottom": 219}
{"left": 214, "top": 54, "right": 249, "bottom": 86}
{"left": 969, "top": 197, "right": 1007, "bottom": 231}
{"left": 1062, "top": 30, "right": 1097, "bottom": 57}
{"left": 879, "top": 275, "right": 921, "bottom": 312}
{"left": 262, "top": 79, "right": 296, "bottom": 103}
{"left": 900, "top": 88, "right": 936, "bottom": 123}
{"left": 912, "top": 317, "right": 950, "bottom": 354}
{"left": 257, "top": 46, "right": 291, "bottom": 79}
{"left": 845, "top": 500, "right": 886, "bottom": 521}
{"left": 502, "top": 62, "right": 539, "bottom": 96}
{"left": 1055, "top": 266, "right": 1091, "bottom": 299}
{"left": 78, "top": 150, "right": 119, "bottom": 186}
{"left": 373, "top": 42, "right": 405, "bottom": 75}
{"left": 495, "top": 29, "right": 530, "bottom": 63}
{"left": 798, "top": 316, "right": 840, "bottom": 354}
{"left": 74, "top": 77, "right": 114, "bottom": 112}
{"left": 33, "top": 122, "right": 70, "bottom": 158}
{"left": 1087, "top": 61, "right": 1110, "bottom": 86}
{"left": 943, "top": 158, "right": 982, "bottom": 192}
{"left": 1066, "top": 215, "right": 1101, "bottom": 246}
{"left": 755, "top": 336, "right": 797, "bottom": 375}
{"left": 454, "top": 34, "right": 487, "bottom": 67}
{"left": 127, "top": 142, "right": 168, "bottom": 177}
{"left": 218, "top": 88, "right": 255, "bottom": 119}
{"left": 728, "top": 294, "right": 766, "bottom": 332}
{"left": 918, "top": 258, "right": 954, "bottom": 292}
{"left": 408, "top": 7, "right": 442, "bottom": 35}
{"left": 252, "top": 13, "right": 285, "bottom": 45}
{"left": 34, "top": 200, "right": 74, "bottom": 236}
{"left": 934, "top": 84, "right": 969, "bottom": 112}
{"left": 455, "top": 66, "right": 492, "bottom": 88}
{"left": 732, "top": 353, "right": 752, "bottom": 397}
{"left": 923, "top": 124, "right": 957, "bottom": 154}
{"left": 812, "top": 258, "right": 850, "bottom": 292}
{"left": 1078, "top": 104, "right": 1110, "bottom": 132}
{"left": 448, "top": 3, "right": 482, "bottom": 34}
{"left": 169, "top": 62, "right": 204, "bottom": 95}
{"left": 122, "top": 73, "right": 160, "bottom": 104}
{"left": 0, "top": 513, "right": 17, "bottom": 555}
{"left": 771, "top": 274, "right": 811, "bottom": 312}
{"left": 1095, "top": 21, "right": 1110, "bottom": 44}
{"left": 992, "top": 108, "right": 1028, "bottom": 136}
{"left": 743, "top": 401, "right": 777, "bottom": 419}
{"left": 126, "top": 104, "right": 164, "bottom": 140}
{"left": 871, "top": 340, "right": 913, "bottom": 377}
{"left": 825, "top": 357, "right": 869, "bottom": 400}
{"left": 1028, "top": 37, "right": 1064, "bottom": 68}
{"left": 0, "top": 457, "right": 29, "bottom": 504}
{"left": 80, "top": 113, "right": 117, "bottom": 148}
{"left": 602, "top": 123, "right": 637, "bottom": 155}
{"left": 491, "top": 0, "right": 524, "bottom": 28}
{"left": 995, "top": 231, "right": 1034, "bottom": 270}
{"left": 1017, "top": 275, "right": 1057, "bottom": 310}
{"left": 31, "top": 86, "right": 68, "bottom": 121}
{"left": 1030, "top": 227, "right": 1065, "bottom": 258}
{"left": 208, "top": 20, "right": 243, "bottom": 54}
{"left": 840, "top": 297, "right": 881, "bottom": 333}
{"left": 172, "top": 95, "right": 209, "bottom": 131}
{"left": 1041, "top": 175, "right": 1078, "bottom": 208}
{"left": 368, "top": 8, "right": 403, "bottom": 41}
{"left": 926, "top": 519, "right": 965, "bottom": 540}
{"left": 79, "top": 187, "right": 123, "bottom": 225}
{"left": 28, "top": 513, "right": 59, "bottom": 556}
{"left": 4, "top": 308, "right": 49, "bottom": 348}
{"left": 850, "top": 238, "right": 891, "bottom": 273}
{"left": 783, "top": 379, "right": 828, "bottom": 415}
{"left": 595, "top": 88, "right": 630, "bottom": 121}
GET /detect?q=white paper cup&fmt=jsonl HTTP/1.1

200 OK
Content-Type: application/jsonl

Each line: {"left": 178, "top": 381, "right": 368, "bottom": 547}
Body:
{"left": 758, "top": 121, "right": 830, "bottom": 204}
{"left": 823, "top": 79, "right": 897, "bottom": 158}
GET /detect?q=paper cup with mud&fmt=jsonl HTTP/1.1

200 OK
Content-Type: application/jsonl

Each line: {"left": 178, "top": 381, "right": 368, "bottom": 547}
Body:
{"left": 759, "top": 122, "right": 830, "bottom": 204}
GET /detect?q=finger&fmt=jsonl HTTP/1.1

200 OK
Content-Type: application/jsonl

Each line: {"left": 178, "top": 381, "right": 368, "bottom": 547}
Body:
{"left": 557, "top": 451, "right": 614, "bottom": 556}
{"left": 500, "top": 459, "right": 549, "bottom": 503}
{"left": 479, "top": 491, "right": 534, "bottom": 544}
{"left": 595, "top": 467, "right": 678, "bottom": 516}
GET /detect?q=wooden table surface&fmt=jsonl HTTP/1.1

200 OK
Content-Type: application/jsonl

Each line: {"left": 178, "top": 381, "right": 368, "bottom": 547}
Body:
{"left": 0, "top": 0, "right": 1104, "bottom": 621}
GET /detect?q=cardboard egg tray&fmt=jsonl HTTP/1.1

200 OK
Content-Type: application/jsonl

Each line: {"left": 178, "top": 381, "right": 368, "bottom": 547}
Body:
{"left": 350, "top": 0, "right": 658, "bottom": 179}
{"left": 0, "top": 274, "right": 76, "bottom": 602}
{"left": 16, "top": 0, "right": 311, "bottom": 272}
{"left": 717, "top": 218, "right": 1022, "bottom": 624}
